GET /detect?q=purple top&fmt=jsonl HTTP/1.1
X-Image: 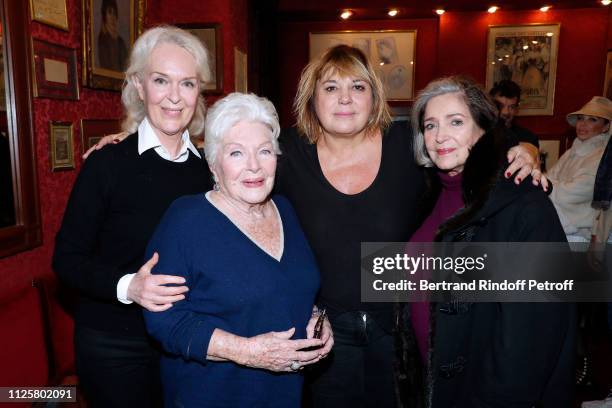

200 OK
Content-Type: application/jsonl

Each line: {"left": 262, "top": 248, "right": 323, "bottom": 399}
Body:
{"left": 409, "top": 172, "right": 464, "bottom": 361}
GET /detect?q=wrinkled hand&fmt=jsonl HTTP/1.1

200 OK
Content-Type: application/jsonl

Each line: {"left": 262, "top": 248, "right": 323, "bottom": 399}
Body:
{"left": 240, "top": 328, "right": 325, "bottom": 372}
{"left": 82, "top": 131, "right": 129, "bottom": 159}
{"left": 506, "top": 143, "right": 549, "bottom": 191}
{"left": 305, "top": 313, "right": 334, "bottom": 361}
{"left": 127, "top": 252, "right": 189, "bottom": 312}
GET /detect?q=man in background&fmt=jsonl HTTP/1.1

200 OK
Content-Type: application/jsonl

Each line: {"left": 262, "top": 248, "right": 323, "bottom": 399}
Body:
{"left": 490, "top": 79, "right": 539, "bottom": 146}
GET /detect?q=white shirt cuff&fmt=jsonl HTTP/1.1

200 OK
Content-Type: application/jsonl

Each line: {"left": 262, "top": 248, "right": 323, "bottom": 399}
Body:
{"left": 117, "top": 273, "right": 136, "bottom": 304}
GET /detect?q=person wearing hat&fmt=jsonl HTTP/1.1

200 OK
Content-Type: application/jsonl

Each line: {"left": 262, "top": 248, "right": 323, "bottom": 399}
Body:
{"left": 547, "top": 96, "right": 612, "bottom": 242}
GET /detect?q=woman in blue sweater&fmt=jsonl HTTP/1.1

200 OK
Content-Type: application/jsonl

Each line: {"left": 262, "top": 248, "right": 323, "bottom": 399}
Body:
{"left": 143, "top": 93, "right": 334, "bottom": 407}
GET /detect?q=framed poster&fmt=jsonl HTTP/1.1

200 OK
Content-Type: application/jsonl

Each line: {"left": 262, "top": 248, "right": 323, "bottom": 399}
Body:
{"left": 486, "top": 24, "right": 560, "bottom": 116}
{"left": 82, "top": 0, "right": 145, "bottom": 91}
{"left": 178, "top": 24, "right": 223, "bottom": 94}
{"left": 80, "top": 118, "right": 121, "bottom": 153}
{"left": 603, "top": 51, "right": 612, "bottom": 100}
{"left": 310, "top": 30, "right": 417, "bottom": 101}
{"left": 50, "top": 121, "right": 74, "bottom": 171}
{"left": 31, "top": 39, "right": 79, "bottom": 100}
{"left": 30, "top": 0, "right": 69, "bottom": 30}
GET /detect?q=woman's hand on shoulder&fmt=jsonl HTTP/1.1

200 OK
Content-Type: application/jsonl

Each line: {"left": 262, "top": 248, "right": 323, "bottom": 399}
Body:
{"left": 127, "top": 252, "right": 190, "bottom": 312}
{"left": 506, "top": 142, "right": 549, "bottom": 191}
{"left": 240, "top": 327, "right": 325, "bottom": 372}
{"left": 82, "top": 131, "right": 129, "bottom": 160}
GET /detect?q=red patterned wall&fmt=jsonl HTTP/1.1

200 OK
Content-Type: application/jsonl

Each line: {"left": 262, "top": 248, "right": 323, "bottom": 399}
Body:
{"left": 0, "top": 0, "right": 249, "bottom": 380}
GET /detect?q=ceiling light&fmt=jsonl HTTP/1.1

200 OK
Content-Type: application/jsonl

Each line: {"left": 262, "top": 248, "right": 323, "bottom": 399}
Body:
{"left": 435, "top": 9, "right": 445, "bottom": 15}
{"left": 602, "top": 0, "right": 611, "bottom": 5}
{"left": 546, "top": 32, "right": 554, "bottom": 37}
{"left": 388, "top": 9, "right": 399, "bottom": 17}
{"left": 488, "top": 6, "right": 499, "bottom": 13}
{"left": 523, "top": 45, "right": 529, "bottom": 50}
{"left": 340, "top": 10, "right": 352, "bottom": 19}
{"left": 540, "top": 6, "right": 551, "bottom": 11}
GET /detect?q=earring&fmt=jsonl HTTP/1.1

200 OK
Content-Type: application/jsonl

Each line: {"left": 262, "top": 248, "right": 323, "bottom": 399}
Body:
{"left": 213, "top": 182, "right": 220, "bottom": 192}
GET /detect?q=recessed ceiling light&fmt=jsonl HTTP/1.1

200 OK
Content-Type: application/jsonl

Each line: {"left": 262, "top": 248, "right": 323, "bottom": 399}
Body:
{"left": 546, "top": 32, "right": 554, "bottom": 37}
{"left": 602, "top": 0, "right": 611, "bottom": 5}
{"left": 540, "top": 6, "right": 551, "bottom": 12}
{"left": 488, "top": 6, "right": 499, "bottom": 13}
{"left": 435, "top": 9, "right": 445, "bottom": 15}
{"left": 340, "top": 10, "right": 352, "bottom": 19}
{"left": 388, "top": 9, "right": 399, "bottom": 17}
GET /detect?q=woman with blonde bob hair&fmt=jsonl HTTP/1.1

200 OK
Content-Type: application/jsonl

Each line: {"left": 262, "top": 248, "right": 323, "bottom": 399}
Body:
{"left": 277, "top": 46, "right": 542, "bottom": 407}
{"left": 53, "top": 26, "right": 213, "bottom": 407}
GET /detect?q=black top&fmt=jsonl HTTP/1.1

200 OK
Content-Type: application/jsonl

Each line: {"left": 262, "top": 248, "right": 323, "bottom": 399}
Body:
{"left": 275, "top": 122, "right": 426, "bottom": 327}
{"left": 510, "top": 123, "right": 539, "bottom": 147}
{"left": 53, "top": 133, "right": 211, "bottom": 337}
{"left": 430, "top": 129, "right": 574, "bottom": 407}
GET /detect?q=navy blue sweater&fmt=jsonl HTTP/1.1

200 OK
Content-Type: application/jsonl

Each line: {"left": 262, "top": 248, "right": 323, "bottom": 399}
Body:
{"left": 143, "top": 194, "right": 320, "bottom": 407}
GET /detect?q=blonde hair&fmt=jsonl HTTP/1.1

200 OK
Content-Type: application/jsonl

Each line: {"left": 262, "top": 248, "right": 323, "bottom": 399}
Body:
{"left": 121, "top": 26, "right": 211, "bottom": 135}
{"left": 293, "top": 44, "right": 391, "bottom": 144}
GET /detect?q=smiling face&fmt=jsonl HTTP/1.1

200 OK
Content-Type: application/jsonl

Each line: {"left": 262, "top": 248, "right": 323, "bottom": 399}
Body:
{"left": 313, "top": 71, "right": 373, "bottom": 140}
{"left": 134, "top": 43, "right": 199, "bottom": 141}
{"left": 575, "top": 114, "right": 610, "bottom": 141}
{"left": 212, "top": 121, "right": 277, "bottom": 208}
{"left": 423, "top": 92, "right": 485, "bottom": 175}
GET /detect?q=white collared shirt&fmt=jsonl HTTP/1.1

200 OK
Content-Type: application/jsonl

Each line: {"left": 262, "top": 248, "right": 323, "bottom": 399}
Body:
{"left": 137, "top": 117, "right": 201, "bottom": 162}
{"left": 117, "top": 118, "right": 201, "bottom": 304}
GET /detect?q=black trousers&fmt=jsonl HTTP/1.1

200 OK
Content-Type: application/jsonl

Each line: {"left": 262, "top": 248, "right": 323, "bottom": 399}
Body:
{"left": 75, "top": 325, "right": 162, "bottom": 408}
{"left": 306, "top": 311, "right": 396, "bottom": 408}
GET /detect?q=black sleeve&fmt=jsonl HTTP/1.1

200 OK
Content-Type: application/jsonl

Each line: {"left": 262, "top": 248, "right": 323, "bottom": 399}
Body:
{"left": 466, "top": 193, "right": 573, "bottom": 407}
{"left": 52, "top": 150, "right": 132, "bottom": 301}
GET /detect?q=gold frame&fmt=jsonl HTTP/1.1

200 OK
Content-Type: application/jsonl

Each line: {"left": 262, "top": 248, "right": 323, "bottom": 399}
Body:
{"left": 234, "top": 47, "right": 247, "bottom": 93}
{"left": 81, "top": 0, "right": 146, "bottom": 91}
{"left": 309, "top": 30, "right": 417, "bottom": 101}
{"left": 29, "top": 0, "right": 69, "bottom": 31}
{"left": 603, "top": 50, "right": 612, "bottom": 100}
{"left": 485, "top": 23, "right": 560, "bottom": 116}
{"left": 178, "top": 24, "right": 223, "bottom": 94}
{"left": 50, "top": 121, "right": 74, "bottom": 171}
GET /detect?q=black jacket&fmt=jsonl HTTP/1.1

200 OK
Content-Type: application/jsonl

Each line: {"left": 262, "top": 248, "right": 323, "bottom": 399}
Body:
{"left": 423, "top": 129, "right": 575, "bottom": 408}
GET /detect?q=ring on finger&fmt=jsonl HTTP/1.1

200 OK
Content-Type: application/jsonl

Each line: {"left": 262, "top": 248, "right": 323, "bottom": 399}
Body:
{"left": 290, "top": 361, "right": 300, "bottom": 371}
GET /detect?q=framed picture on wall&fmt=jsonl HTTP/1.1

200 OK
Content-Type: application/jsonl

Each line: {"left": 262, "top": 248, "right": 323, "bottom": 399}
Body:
{"left": 50, "top": 121, "right": 75, "bottom": 171}
{"left": 178, "top": 24, "right": 223, "bottom": 94}
{"left": 603, "top": 50, "right": 612, "bottom": 100}
{"left": 485, "top": 23, "right": 560, "bottom": 116}
{"left": 82, "top": 0, "right": 146, "bottom": 91}
{"left": 310, "top": 30, "right": 417, "bottom": 101}
{"left": 31, "top": 39, "right": 79, "bottom": 100}
{"left": 80, "top": 118, "right": 121, "bottom": 153}
{"left": 30, "top": 0, "right": 69, "bottom": 31}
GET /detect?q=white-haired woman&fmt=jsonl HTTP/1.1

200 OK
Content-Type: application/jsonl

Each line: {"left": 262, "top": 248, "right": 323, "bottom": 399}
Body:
{"left": 143, "top": 92, "right": 333, "bottom": 407}
{"left": 53, "top": 26, "right": 212, "bottom": 407}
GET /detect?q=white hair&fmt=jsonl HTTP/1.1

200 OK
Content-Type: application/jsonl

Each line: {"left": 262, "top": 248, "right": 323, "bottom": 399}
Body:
{"left": 204, "top": 93, "right": 281, "bottom": 167}
{"left": 121, "top": 25, "right": 211, "bottom": 135}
